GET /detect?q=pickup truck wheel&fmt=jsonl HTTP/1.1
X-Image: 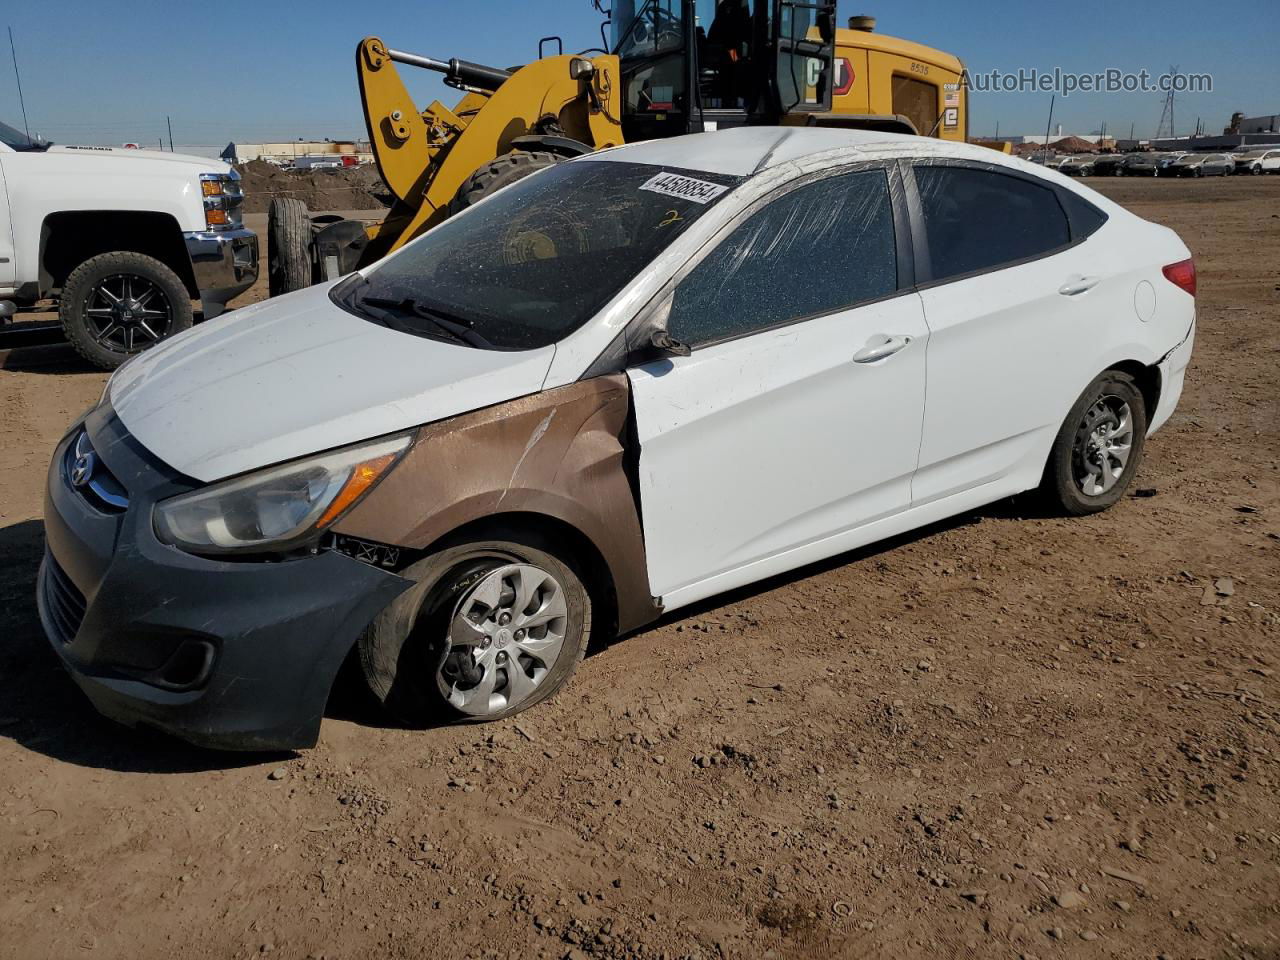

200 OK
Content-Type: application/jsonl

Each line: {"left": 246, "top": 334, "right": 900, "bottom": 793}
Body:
{"left": 359, "top": 533, "right": 591, "bottom": 727}
{"left": 267, "top": 198, "right": 313, "bottom": 296}
{"left": 60, "top": 251, "right": 193, "bottom": 370}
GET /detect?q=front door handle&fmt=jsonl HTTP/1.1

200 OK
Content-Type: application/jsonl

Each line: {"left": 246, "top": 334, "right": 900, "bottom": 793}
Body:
{"left": 1058, "top": 275, "right": 1100, "bottom": 296}
{"left": 853, "top": 334, "right": 912, "bottom": 363}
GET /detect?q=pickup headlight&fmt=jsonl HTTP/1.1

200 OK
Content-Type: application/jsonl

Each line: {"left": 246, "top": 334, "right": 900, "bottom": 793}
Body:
{"left": 200, "top": 171, "right": 244, "bottom": 231}
{"left": 154, "top": 434, "right": 412, "bottom": 556}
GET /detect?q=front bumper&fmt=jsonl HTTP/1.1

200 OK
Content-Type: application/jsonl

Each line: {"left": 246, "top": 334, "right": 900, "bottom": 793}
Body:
{"left": 184, "top": 227, "right": 259, "bottom": 319}
{"left": 37, "top": 405, "right": 410, "bottom": 751}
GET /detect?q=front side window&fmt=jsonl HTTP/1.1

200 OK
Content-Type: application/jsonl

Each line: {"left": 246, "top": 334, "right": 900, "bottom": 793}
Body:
{"left": 667, "top": 168, "right": 899, "bottom": 346}
{"left": 915, "top": 164, "right": 1071, "bottom": 282}
{"left": 341, "top": 160, "right": 740, "bottom": 350}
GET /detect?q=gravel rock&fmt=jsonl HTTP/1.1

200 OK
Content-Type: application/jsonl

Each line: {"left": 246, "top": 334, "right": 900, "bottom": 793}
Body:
{"left": 1054, "top": 890, "right": 1086, "bottom": 910}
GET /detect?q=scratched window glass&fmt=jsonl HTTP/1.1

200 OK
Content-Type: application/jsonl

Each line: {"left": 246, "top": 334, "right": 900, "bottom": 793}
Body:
{"left": 667, "top": 168, "right": 898, "bottom": 347}
{"left": 347, "top": 161, "right": 741, "bottom": 350}
{"left": 914, "top": 164, "right": 1071, "bottom": 281}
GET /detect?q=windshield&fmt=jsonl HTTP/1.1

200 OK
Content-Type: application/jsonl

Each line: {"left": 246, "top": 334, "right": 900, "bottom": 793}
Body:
{"left": 0, "top": 119, "right": 49, "bottom": 151}
{"left": 338, "top": 159, "right": 741, "bottom": 350}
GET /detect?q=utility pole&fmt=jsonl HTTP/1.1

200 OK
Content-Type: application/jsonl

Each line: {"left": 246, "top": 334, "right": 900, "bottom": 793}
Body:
{"left": 8, "top": 27, "right": 32, "bottom": 146}
{"left": 994, "top": 120, "right": 999, "bottom": 140}
{"left": 166, "top": 115, "right": 174, "bottom": 152}
{"left": 1041, "top": 95, "right": 1055, "bottom": 162}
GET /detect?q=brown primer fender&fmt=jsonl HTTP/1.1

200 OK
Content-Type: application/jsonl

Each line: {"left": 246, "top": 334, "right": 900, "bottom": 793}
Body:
{"left": 332, "top": 374, "right": 660, "bottom": 634}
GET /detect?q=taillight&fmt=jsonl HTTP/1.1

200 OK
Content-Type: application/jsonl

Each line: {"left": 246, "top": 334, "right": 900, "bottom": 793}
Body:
{"left": 1162, "top": 258, "right": 1196, "bottom": 297}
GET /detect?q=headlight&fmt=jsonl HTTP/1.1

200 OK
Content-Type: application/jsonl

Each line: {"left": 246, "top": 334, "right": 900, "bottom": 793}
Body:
{"left": 154, "top": 434, "right": 412, "bottom": 556}
{"left": 200, "top": 172, "right": 244, "bottom": 231}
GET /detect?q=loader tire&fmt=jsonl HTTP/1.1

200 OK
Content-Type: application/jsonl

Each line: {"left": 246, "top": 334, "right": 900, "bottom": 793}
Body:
{"left": 450, "top": 151, "right": 563, "bottom": 215}
{"left": 267, "top": 197, "right": 313, "bottom": 297}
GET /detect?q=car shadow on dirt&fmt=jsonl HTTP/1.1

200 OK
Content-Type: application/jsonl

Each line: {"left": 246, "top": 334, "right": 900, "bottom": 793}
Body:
{"left": 0, "top": 518, "right": 291, "bottom": 773}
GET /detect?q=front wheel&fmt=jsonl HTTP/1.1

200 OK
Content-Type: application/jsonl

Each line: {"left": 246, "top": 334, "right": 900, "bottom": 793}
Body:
{"left": 359, "top": 533, "right": 591, "bottom": 726}
{"left": 1039, "top": 370, "right": 1148, "bottom": 516}
{"left": 59, "top": 251, "right": 193, "bottom": 370}
{"left": 450, "top": 150, "right": 563, "bottom": 215}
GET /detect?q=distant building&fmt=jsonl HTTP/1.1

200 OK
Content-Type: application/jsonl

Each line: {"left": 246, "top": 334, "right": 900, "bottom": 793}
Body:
{"left": 221, "top": 140, "right": 374, "bottom": 165}
{"left": 1237, "top": 114, "right": 1280, "bottom": 135}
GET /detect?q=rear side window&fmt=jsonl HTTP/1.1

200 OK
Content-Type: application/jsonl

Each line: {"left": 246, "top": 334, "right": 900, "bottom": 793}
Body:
{"left": 668, "top": 168, "right": 898, "bottom": 346}
{"left": 1058, "top": 189, "right": 1108, "bottom": 241}
{"left": 915, "top": 165, "right": 1071, "bottom": 282}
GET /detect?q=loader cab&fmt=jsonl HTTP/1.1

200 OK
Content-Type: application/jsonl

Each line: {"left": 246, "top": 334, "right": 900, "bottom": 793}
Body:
{"left": 610, "top": 0, "right": 836, "bottom": 141}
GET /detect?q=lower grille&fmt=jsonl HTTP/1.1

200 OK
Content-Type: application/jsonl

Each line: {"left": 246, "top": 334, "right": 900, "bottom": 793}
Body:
{"left": 42, "top": 552, "right": 87, "bottom": 644}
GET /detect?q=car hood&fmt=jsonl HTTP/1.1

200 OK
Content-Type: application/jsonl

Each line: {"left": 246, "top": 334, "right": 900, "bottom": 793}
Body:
{"left": 109, "top": 283, "right": 556, "bottom": 482}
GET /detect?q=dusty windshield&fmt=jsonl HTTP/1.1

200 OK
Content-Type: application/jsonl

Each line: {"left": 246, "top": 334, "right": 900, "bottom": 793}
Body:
{"left": 337, "top": 159, "right": 741, "bottom": 350}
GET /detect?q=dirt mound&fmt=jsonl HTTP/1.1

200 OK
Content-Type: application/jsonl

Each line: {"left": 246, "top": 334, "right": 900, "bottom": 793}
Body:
{"left": 1049, "top": 135, "right": 1101, "bottom": 153}
{"left": 236, "top": 160, "right": 390, "bottom": 214}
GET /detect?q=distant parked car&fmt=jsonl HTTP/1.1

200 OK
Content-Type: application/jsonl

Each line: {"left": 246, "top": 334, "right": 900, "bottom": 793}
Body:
{"left": 1167, "top": 153, "right": 1235, "bottom": 177}
{"left": 1091, "top": 154, "right": 1128, "bottom": 177}
{"left": 1059, "top": 156, "right": 1095, "bottom": 176}
{"left": 1122, "top": 154, "right": 1160, "bottom": 176}
{"left": 1155, "top": 152, "right": 1189, "bottom": 175}
{"left": 1233, "top": 149, "right": 1280, "bottom": 175}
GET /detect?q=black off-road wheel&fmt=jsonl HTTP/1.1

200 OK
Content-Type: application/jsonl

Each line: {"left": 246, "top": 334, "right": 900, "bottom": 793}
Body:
{"left": 267, "top": 197, "right": 313, "bottom": 297}
{"left": 1040, "top": 370, "right": 1148, "bottom": 516}
{"left": 59, "top": 251, "right": 193, "bottom": 370}
{"left": 359, "top": 530, "right": 591, "bottom": 727}
{"left": 450, "top": 151, "right": 563, "bottom": 215}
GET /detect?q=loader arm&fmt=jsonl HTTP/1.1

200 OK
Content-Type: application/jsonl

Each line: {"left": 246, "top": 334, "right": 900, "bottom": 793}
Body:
{"left": 356, "top": 37, "right": 622, "bottom": 259}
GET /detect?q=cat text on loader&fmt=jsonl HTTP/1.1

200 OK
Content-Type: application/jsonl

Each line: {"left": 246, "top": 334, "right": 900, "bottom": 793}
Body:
{"left": 267, "top": 2, "right": 968, "bottom": 296}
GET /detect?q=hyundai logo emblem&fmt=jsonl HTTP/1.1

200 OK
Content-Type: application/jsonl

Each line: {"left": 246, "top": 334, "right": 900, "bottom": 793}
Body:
{"left": 71, "top": 451, "right": 96, "bottom": 488}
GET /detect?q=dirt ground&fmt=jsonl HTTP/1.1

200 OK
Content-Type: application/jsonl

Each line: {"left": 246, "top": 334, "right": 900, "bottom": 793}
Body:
{"left": 1, "top": 177, "right": 1277, "bottom": 960}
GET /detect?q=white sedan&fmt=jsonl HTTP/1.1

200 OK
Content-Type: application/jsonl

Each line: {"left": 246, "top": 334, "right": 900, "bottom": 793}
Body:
{"left": 41, "top": 129, "right": 1196, "bottom": 748}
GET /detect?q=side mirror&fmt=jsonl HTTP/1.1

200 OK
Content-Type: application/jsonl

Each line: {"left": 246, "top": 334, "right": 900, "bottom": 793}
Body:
{"left": 648, "top": 327, "right": 691, "bottom": 358}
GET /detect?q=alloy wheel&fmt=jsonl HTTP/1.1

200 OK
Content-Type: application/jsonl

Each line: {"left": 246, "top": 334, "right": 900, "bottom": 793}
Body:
{"left": 1072, "top": 395, "right": 1134, "bottom": 497}
{"left": 83, "top": 274, "right": 173, "bottom": 354}
{"left": 436, "top": 563, "right": 568, "bottom": 717}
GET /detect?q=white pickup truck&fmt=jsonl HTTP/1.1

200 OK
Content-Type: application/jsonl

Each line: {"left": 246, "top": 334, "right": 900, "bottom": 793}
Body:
{"left": 0, "top": 120, "right": 258, "bottom": 369}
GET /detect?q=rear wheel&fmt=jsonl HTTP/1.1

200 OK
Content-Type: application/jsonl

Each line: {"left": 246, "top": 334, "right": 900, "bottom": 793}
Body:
{"left": 59, "top": 251, "right": 193, "bottom": 370}
{"left": 1040, "top": 370, "right": 1148, "bottom": 515}
{"left": 267, "top": 197, "right": 313, "bottom": 297}
{"left": 450, "top": 151, "right": 563, "bottom": 215}
{"left": 359, "top": 532, "right": 591, "bottom": 726}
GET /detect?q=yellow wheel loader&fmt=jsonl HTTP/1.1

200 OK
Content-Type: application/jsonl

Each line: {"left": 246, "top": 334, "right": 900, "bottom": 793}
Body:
{"left": 268, "top": 2, "right": 968, "bottom": 296}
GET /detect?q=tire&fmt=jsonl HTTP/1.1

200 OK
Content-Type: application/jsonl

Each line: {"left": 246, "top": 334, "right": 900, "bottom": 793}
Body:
{"left": 1251, "top": 165, "right": 1262, "bottom": 175}
{"left": 267, "top": 197, "right": 313, "bottom": 297}
{"left": 1040, "top": 370, "right": 1148, "bottom": 516}
{"left": 59, "top": 251, "right": 193, "bottom": 370}
{"left": 359, "top": 530, "right": 591, "bottom": 727}
{"left": 1194, "top": 167, "right": 1203, "bottom": 178}
{"left": 450, "top": 150, "right": 563, "bottom": 215}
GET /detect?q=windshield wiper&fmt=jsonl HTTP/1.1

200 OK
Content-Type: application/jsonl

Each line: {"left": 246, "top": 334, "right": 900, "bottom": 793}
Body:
{"left": 356, "top": 292, "right": 495, "bottom": 349}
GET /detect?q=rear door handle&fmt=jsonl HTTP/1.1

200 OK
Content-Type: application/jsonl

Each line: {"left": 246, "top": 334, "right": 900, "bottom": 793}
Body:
{"left": 1058, "top": 275, "right": 1100, "bottom": 296}
{"left": 853, "top": 334, "right": 912, "bottom": 363}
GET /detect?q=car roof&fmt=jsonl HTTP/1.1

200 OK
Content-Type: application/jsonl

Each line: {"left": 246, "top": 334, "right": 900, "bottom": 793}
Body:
{"left": 584, "top": 127, "right": 1018, "bottom": 178}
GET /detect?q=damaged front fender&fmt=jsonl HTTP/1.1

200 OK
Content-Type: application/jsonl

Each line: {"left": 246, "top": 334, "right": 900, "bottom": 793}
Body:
{"left": 332, "top": 374, "right": 660, "bottom": 633}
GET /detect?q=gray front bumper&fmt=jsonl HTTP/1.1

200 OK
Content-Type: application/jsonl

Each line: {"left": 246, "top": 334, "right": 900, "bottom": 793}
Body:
{"left": 183, "top": 228, "right": 258, "bottom": 319}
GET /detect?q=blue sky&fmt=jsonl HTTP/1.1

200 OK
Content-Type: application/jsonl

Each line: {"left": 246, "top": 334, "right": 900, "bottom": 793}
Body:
{"left": 2, "top": 0, "right": 1275, "bottom": 154}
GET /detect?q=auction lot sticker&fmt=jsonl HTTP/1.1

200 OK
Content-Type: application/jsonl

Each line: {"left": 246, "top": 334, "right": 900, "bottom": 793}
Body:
{"left": 641, "top": 172, "right": 729, "bottom": 204}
